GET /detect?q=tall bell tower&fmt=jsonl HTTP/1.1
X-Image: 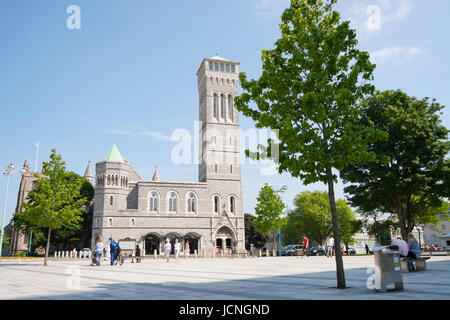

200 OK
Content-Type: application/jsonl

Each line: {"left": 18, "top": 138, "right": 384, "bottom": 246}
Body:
{"left": 196, "top": 55, "right": 241, "bottom": 183}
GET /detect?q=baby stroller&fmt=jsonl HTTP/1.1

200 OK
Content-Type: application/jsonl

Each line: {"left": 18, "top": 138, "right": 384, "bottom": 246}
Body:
{"left": 90, "top": 253, "right": 101, "bottom": 266}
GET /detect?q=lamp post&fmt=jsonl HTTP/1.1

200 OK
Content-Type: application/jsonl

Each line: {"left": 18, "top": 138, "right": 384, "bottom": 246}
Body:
{"left": 275, "top": 185, "right": 288, "bottom": 257}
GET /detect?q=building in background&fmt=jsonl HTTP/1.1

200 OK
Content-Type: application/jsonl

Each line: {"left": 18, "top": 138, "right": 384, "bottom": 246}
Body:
{"left": 91, "top": 56, "right": 246, "bottom": 255}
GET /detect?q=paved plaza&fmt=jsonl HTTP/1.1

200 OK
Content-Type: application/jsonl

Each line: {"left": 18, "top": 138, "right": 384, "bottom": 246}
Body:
{"left": 0, "top": 255, "right": 449, "bottom": 300}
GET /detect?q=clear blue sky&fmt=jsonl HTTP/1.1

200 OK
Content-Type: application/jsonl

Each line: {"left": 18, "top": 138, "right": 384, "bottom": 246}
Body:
{"left": 1, "top": 0, "right": 449, "bottom": 224}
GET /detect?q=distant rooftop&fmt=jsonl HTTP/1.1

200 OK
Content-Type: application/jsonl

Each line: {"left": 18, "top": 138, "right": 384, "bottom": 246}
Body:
{"left": 208, "top": 55, "right": 230, "bottom": 62}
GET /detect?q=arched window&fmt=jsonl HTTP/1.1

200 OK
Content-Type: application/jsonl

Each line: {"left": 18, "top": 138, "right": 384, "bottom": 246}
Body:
{"left": 108, "top": 218, "right": 113, "bottom": 226}
{"left": 107, "top": 175, "right": 111, "bottom": 185}
{"left": 228, "top": 95, "right": 233, "bottom": 121}
{"left": 131, "top": 218, "right": 135, "bottom": 227}
{"left": 109, "top": 195, "right": 114, "bottom": 206}
{"left": 220, "top": 94, "right": 225, "bottom": 119}
{"left": 150, "top": 192, "right": 158, "bottom": 211}
{"left": 169, "top": 192, "right": 177, "bottom": 212}
{"left": 188, "top": 193, "right": 196, "bottom": 212}
{"left": 230, "top": 196, "right": 235, "bottom": 214}
{"left": 213, "top": 94, "right": 218, "bottom": 119}
{"left": 115, "top": 175, "right": 119, "bottom": 186}
{"left": 214, "top": 196, "right": 220, "bottom": 213}
{"left": 96, "top": 218, "right": 100, "bottom": 227}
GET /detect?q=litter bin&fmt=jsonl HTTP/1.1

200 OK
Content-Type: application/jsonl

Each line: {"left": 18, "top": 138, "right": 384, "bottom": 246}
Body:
{"left": 372, "top": 245, "right": 403, "bottom": 292}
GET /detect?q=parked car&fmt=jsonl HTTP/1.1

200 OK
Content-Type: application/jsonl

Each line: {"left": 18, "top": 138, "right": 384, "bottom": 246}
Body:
{"left": 281, "top": 244, "right": 304, "bottom": 256}
{"left": 307, "top": 246, "right": 326, "bottom": 256}
{"left": 81, "top": 248, "right": 91, "bottom": 256}
{"left": 341, "top": 246, "right": 357, "bottom": 255}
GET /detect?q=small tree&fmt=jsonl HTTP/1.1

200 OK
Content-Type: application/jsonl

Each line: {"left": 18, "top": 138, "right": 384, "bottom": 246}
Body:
{"left": 235, "top": 0, "right": 382, "bottom": 288}
{"left": 21, "top": 149, "right": 87, "bottom": 266}
{"left": 253, "top": 184, "right": 286, "bottom": 254}
{"left": 244, "top": 214, "right": 269, "bottom": 250}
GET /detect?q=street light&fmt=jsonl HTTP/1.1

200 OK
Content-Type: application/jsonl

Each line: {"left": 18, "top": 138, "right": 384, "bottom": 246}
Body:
{"left": 0, "top": 163, "right": 27, "bottom": 257}
{"left": 275, "top": 185, "right": 288, "bottom": 257}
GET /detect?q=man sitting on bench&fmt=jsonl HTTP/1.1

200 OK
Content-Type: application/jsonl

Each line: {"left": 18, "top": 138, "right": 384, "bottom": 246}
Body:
{"left": 407, "top": 233, "right": 421, "bottom": 259}
{"left": 391, "top": 236, "right": 409, "bottom": 258}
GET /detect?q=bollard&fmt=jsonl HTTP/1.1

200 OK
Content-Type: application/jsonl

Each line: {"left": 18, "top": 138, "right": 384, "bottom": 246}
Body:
{"left": 154, "top": 249, "right": 157, "bottom": 259}
{"left": 54, "top": 251, "right": 57, "bottom": 258}
{"left": 79, "top": 251, "right": 82, "bottom": 258}
{"left": 259, "top": 250, "right": 262, "bottom": 258}
{"left": 203, "top": 250, "right": 206, "bottom": 259}
{"left": 88, "top": 251, "right": 91, "bottom": 259}
{"left": 244, "top": 250, "right": 247, "bottom": 258}
{"left": 212, "top": 251, "right": 215, "bottom": 258}
{"left": 229, "top": 251, "right": 232, "bottom": 259}
{"left": 221, "top": 250, "right": 224, "bottom": 259}
{"left": 194, "top": 249, "right": 197, "bottom": 258}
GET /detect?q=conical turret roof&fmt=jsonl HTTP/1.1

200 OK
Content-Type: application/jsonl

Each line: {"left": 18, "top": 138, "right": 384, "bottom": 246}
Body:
{"left": 152, "top": 166, "right": 160, "bottom": 181}
{"left": 105, "top": 144, "right": 124, "bottom": 162}
{"left": 84, "top": 161, "right": 93, "bottom": 178}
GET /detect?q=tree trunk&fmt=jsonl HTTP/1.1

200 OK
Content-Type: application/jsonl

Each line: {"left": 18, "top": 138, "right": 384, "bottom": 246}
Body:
{"left": 44, "top": 228, "right": 51, "bottom": 266}
{"left": 397, "top": 196, "right": 408, "bottom": 240}
{"left": 326, "top": 167, "right": 346, "bottom": 289}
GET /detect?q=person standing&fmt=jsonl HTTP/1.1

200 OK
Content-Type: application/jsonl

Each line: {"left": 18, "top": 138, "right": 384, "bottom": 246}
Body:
{"left": 94, "top": 238, "right": 104, "bottom": 266}
{"left": 174, "top": 239, "right": 181, "bottom": 262}
{"left": 185, "top": 240, "right": 190, "bottom": 260}
{"left": 302, "top": 236, "right": 309, "bottom": 256}
{"left": 326, "top": 236, "right": 334, "bottom": 258}
{"left": 110, "top": 239, "right": 119, "bottom": 265}
{"left": 164, "top": 239, "right": 171, "bottom": 263}
{"left": 365, "top": 244, "right": 370, "bottom": 255}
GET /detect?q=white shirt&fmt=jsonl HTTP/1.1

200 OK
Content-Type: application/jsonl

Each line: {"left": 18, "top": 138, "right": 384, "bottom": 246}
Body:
{"left": 164, "top": 243, "right": 171, "bottom": 251}
{"left": 327, "top": 238, "right": 334, "bottom": 247}
{"left": 174, "top": 243, "right": 181, "bottom": 251}
{"left": 95, "top": 242, "right": 104, "bottom": 253}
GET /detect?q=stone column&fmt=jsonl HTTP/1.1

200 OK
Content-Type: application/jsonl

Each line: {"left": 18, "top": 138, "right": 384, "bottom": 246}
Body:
{"left": 194, "top": 249, "right": 197, "bottom": 258}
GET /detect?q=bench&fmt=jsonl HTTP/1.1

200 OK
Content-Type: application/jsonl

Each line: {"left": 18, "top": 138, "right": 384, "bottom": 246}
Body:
{"left": 400, "top": 256, "right": 430, "bottom": 272}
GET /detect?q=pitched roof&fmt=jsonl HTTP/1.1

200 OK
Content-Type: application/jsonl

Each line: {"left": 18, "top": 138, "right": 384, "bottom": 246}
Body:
{"left": 104, "top": 144, "right": 124, "bottom": 162}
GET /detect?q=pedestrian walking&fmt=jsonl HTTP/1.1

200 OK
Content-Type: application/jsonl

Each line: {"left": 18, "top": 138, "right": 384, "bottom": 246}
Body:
{"left": 365, "top": 244, "right": 369, "bottom": 255}
{"left": 303, "top": 236, "right": 309, "bottom": 256}
{"left": 326, "top": 236, "right": 334, "bottom": 258}
{"left": 185, "top": 240, "right": 190, "bottom": 260}
{"left": 94, "top": 238, "right": 104, "bottom": 266}
{"left": 174, "top": 239, "right": 181, "bottom": 262}
{"left": 110, "top": 239, "right": 120, "bottom": 265}
{"left": 164, "top": 239, "right": 171, "bottom": 263}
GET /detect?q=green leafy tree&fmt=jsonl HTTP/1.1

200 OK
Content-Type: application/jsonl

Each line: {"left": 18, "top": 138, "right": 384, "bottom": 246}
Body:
{"left": 235, "top": 0, "right": 382, "bottom": 288}
{"left": 244, "top": 214, "right": 269, "bottom": 250}
{"left": 254, "top": 184, "right": 286, "bottom": 254}
{"left": 283, "top": 191, "right": 361, "bottom": 246}
{"left": 363, "top": 218, "right": 397, "bottom": 245}
{"left": 341, "top": 90, "right": 450, "bottom": 240}
{"left": 21, "top": 149, "right": 88, "bottom": 266}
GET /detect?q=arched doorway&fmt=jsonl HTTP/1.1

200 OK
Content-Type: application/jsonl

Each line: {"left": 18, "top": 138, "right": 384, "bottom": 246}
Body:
{"left": 164, "top": 233, "right": 181, "bottom": 254}
{"left": 145, "top": 233, "right": 161, "bottom": 255}
{"left": 215, "top": 226, "right": 235, "bottom": 254}
{"left": 184, "top": 233, "right": 200, "bottom": 254}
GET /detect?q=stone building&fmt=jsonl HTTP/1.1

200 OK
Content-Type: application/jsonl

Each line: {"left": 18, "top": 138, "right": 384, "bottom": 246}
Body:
{"left": 91, "top": 56, "right": 245, "bottom": 255}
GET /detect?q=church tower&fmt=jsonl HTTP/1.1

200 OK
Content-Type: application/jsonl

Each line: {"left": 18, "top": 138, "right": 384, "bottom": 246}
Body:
{"left": 196, "top": 55, "right": 241, "bottom": 183}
